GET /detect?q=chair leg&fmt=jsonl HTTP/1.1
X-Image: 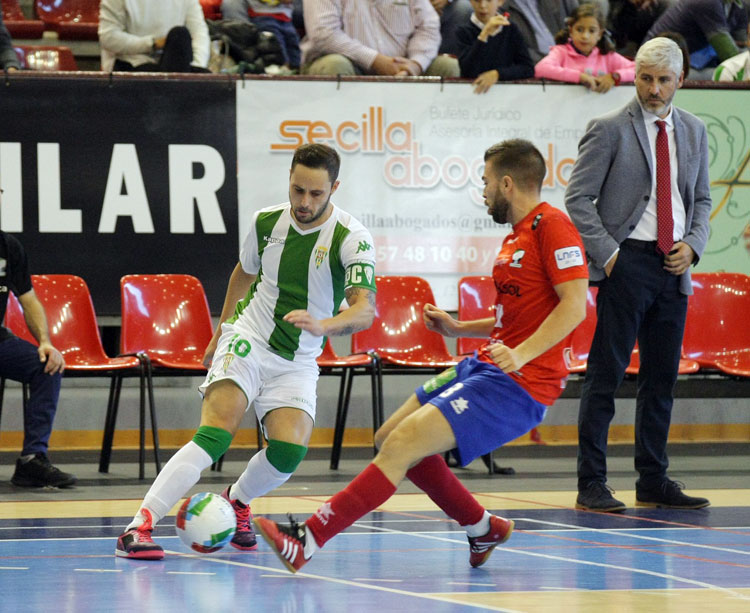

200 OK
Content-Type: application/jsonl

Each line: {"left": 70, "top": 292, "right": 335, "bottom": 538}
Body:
{"left": 99, "top": 374, "right": 123, "bottom": 473}
{"left": 144, "top": 359, "right": 161, "bottom": 475}
{"left": 138, "top": 359, "right": 147, "bottom": 480}
{"left": 329, "top": 369, "right": 354, "bottom": 470}
{"left": 373, "top": 353, "right": 384, "bottom": 429}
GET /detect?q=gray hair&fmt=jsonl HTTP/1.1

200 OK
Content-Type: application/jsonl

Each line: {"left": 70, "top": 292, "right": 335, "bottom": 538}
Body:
{"left": 636, "top": 37, "right": 684, "bottom": 77}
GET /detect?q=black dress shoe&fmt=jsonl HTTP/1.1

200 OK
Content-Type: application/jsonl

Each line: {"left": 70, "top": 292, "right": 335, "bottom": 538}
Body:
{"left": 636, "top": 479, "right": 709, "bottom": 509}
{"left": 576, "top": 482, "right": 626, "bottom": 512}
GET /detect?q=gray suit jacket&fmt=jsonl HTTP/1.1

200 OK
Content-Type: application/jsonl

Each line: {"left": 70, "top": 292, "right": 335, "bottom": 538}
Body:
{"left": 565, "top": 97, "right": 712, "bottom": 295}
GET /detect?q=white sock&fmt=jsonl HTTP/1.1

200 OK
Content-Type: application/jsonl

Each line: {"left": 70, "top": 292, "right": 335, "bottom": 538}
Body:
{"left": 230, "top": 448, "right": 292, "bottom": 505}
{"left": 126, "top": 441, "right": 213, "bottom": 531}
{"left": 303, "top": 530, "right": 318, "bottom": 559}
{"left": 465, "top": 511, "right": 491, "bottom": 538}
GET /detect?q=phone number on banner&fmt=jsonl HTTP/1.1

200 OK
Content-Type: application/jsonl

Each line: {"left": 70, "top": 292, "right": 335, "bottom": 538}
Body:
{"left": 373, "top": 236, "right": 504, "bottom": 274}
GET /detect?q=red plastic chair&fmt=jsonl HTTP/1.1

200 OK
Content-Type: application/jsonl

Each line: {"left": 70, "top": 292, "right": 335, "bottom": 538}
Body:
{"left": 199, "top": 0, "right": 223, "bottom": 20}
{"left": 569, "top": 286, "right": 699, "bottom": 375}
{"left": 456, "top": 275, "right": 496, "bottom": 356}
{"left": 2, "top": 0, "right": 45, "bottom": 38}
{"left": 682, "top": 272, "right": 750, "bottom": 377}
{"left": 112, "top": 274, "right": 215, "bottom": 476}
{"left": 352, "top": 275, "right": 459, "bottom": 370}
{"left": 317, "top": 338, "right": 381, "bottom": 469}
{"left": 13, "top": 45, "right": 78, "bottom": 70}
{"left": 34, "top": 0, "right": 100, "bottom": 40}
{"left": 1, "top": 276, "right": 149, "bottom": 475}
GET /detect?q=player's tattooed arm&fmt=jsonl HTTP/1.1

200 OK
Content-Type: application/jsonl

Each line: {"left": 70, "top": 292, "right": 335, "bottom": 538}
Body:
{"left": 283, "top": 287, "right": 376, "bottom": 337}
{"left": 326, "top": 287, "right": 376, "bottom": 336}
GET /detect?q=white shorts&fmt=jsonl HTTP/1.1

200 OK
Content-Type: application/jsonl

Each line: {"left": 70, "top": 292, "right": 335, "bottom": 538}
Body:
{"left": 199, "top": 323, "right": 319, "bottom": 429}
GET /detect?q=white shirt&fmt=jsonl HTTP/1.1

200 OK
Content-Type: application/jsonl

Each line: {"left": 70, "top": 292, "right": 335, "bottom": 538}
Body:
{"left": 300, "top": 0, "right": 440, "bottom": 72}
{"left": 98, "top": 0, "right": 210, "bottom": 71}
{"left": 628, "top": 104, "right": 687, "bottom": 245}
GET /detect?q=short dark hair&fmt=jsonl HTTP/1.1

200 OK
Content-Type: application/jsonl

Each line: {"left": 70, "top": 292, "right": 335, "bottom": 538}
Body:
{"left": 291, "top": 143, "right": 341, "bottom": 184}
{"left": 484, "top": 139, "right": 546, "bottom": 191}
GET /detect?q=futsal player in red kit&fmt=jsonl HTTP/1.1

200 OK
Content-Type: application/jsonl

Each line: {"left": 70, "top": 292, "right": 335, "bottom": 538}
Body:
{"left": 255, "top": 139, "right": 589, "bottom": 573}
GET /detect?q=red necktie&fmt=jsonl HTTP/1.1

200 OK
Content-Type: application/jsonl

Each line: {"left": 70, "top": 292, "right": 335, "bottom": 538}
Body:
{"left": 655, "top": 120, "right": 674, "bottom": 255}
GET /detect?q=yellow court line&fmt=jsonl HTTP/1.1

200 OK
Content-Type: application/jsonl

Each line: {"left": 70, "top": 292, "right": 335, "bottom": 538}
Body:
{"left": 2, "top": 490, "right": 750, "bottom": 520}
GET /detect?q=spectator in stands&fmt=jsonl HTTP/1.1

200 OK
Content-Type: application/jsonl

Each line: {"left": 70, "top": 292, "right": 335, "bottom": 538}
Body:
{"left": 456, "top": 0, "right": 534, "bottom": 93}
{"left": 713, "top": 48, "right": 750, "bottom": 79}
{"left": 535, "top": 2, "right": 635, "bottom": 91}
{"left": 608, "top": 0, "right": 670, "bottom": 59}
{"left": 644, "top": 0, "right": 748, "bottom": 78}
{"left": 0, "top": 185, "right": 77, "bottom": 489}
{"left": 300, "top": 0, "right": 460, "bottom": 77}
{"left": 429, "top": 0, "right": 475, "bottom": 55}
{"left": 566, "top": 37, "right": 712, "bottom": 513}
{"left": 1, "top": 10, "right": 21, "bottom": 71}
{"left": 219, "top": 0, "right": 301, "bottom": 70}
{"left": 99, "top": 0, "right": 211, "bottom": 72}
{"left": 504, "top": 0, "right": 579, "bottom": 63}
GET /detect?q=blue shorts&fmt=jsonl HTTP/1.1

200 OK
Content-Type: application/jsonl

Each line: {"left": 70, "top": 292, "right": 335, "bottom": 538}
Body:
{"left": 416, "top": 357, "right": 547, "bottom": 467}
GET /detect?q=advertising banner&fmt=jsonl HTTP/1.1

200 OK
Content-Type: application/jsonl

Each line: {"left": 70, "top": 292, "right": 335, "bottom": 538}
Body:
{"left": 0, "top": 77, "right": 238, "bottom": 314}
{"left": 237, "top": 80, "right": 633, "bottom": 307}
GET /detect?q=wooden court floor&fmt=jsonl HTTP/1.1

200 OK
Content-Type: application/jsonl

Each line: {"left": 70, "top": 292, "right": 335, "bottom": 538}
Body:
{"left": 1, "top": 445, "right": 749, "bottom": 612}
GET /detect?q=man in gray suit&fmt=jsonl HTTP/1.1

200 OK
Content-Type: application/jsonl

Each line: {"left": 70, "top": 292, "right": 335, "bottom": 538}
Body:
{"left": 566, "top": 37, "right": 712, "bottom": 512}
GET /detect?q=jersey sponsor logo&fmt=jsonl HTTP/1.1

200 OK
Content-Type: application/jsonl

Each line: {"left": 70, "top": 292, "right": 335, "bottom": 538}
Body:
{"left": 554, "top": 246, "right": 584, "bottom": 269}
{"left": 356, "top": 240, "right": 373, "bottom": 253}
{"left": 346, "top": 262, "right": 376, "bottom": 287}
{"left": 263, "top": 235, "right": 286, "bottom": 245}
{"left": 315, "top": 246, "right": 328, "bottom": 269}
{"left": 498, "top": 282, "right": 522, "bottom": 297}
{"left": 510, "top": 249, "right": 525, "bottom": 268}
{"left": 450, "top": 396, "right": 469, "bottom": 415}
{"left": 291, "top": 395, "right": 313, "bottom": 409}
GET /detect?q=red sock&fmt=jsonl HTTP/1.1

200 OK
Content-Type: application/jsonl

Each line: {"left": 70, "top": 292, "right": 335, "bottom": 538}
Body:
{"left": 406, "top": 455, "right": 485, "bottom": 526}
{"left": 306, "top": 463, "right": 396, "bottom": 547}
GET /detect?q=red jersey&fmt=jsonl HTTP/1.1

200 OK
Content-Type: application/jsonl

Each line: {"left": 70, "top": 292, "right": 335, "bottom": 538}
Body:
{"left": 477, "top": 202, "right": 588, "bottom": 405}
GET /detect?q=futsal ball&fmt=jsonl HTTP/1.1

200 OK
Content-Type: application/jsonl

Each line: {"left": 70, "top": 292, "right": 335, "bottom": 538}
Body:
{"left": 176, "top": 492, "right": 236, "bottom": 553}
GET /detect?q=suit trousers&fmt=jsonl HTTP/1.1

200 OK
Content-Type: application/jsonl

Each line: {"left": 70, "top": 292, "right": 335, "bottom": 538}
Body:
{"left": 577, "top": 240, "right": 687, "bottom": 490}
{"left": 0, "top": 335, "right": 62, "bottom": 455}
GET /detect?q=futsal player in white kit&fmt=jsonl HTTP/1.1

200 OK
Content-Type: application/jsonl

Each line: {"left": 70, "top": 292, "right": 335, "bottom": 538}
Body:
{"left": 116, "top": 143, "right": 377, "bottom": 559}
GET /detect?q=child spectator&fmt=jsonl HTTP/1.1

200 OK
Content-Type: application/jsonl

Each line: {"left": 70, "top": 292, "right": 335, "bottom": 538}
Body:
{"left": 534, "top": 2, "right": 635, "bottom": 93}
{"left": 455, "top": 0, "right": 534, "bottom": 94}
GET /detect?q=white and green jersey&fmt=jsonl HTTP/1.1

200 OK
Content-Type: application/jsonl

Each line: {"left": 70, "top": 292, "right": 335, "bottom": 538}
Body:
{"left": 228, "top": 202, "right": 376, "bottom": 362}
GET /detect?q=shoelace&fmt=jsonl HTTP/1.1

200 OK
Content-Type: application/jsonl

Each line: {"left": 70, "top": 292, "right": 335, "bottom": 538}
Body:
{"left": 234, "top": 502, "right": 251, "bottom": 531}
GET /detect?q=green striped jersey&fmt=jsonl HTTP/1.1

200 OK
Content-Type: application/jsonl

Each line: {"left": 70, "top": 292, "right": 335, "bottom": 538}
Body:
{"left": 229, "top": 202, "right": 376, "bottom": 361}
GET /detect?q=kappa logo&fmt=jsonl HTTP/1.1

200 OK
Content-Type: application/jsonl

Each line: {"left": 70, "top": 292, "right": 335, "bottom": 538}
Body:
{"left": 510, "top": 249, "right": 525, "bottom": 268}
{"left": 450, "top": 397, "right": 470, "bottom": 415}
{"left": 315, "top": 246, "right": 328, "bottom": 269}
{"left": 314, "top": 502, "right": 335, "bottom": 525}
{"left": 356, "top": 240, "right": 372, "bottom": 253}
{"left": 554, "top": 246, "right": 584, "bottom": 270}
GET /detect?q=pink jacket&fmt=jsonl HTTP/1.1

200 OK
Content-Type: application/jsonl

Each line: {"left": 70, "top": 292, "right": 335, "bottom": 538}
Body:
{"left": 534, "top": 42, "right": 635, "bottom": 83}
